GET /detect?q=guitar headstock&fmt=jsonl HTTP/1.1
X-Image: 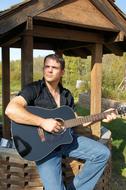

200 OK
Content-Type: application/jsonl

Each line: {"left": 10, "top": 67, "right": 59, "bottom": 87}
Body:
{"left": 117, "top": 105, "right": 126, "bottom": 116}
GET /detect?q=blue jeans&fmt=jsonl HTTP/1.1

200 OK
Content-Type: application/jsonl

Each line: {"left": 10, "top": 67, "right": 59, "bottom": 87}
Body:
{"left": 36, "top": 133, "right": 110, "bottom": 190}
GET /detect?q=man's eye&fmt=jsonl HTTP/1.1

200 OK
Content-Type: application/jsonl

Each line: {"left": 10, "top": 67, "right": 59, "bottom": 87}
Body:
{"left": 44, "top": 66, "right": 49, "bottom": 68}
{"left": 52, "top": 66, "right": 58, "bottom": 69}
{"left": 44, "top": 66, "right": 59, "bottom": 69}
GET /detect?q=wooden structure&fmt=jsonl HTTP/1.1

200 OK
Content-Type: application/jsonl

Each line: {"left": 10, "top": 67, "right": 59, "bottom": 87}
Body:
{"left": 0, "top": 127, "right": 112, "bottom": 190}
{"left": 0, "top": 0, "right": 126, "bottom": 138}
{"left": 0, "top": 1, "right": 126, "bottom": 190}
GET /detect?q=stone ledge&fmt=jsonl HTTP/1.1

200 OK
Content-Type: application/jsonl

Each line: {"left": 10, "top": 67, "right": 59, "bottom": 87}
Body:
{"left": 79, "top": 92, "right": 126, "bottom": 111}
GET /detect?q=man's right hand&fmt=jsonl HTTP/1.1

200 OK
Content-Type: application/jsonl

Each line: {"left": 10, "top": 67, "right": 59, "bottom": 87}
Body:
{"left": 40, "top": 118, "right": 62, "bottom": 133}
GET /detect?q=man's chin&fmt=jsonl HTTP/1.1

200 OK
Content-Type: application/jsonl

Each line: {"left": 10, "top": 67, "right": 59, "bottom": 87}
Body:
{"left": 46, "top": 78, "right": 53, "bottom": 82}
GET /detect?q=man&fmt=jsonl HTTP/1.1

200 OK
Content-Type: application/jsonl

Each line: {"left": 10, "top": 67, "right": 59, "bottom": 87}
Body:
{"left": 5, "top": 54, "right": 116, "bottom": 190}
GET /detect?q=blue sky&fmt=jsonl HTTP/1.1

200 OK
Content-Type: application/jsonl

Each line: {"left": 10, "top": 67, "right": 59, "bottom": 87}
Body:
{"left": 115, "top": 0, "right": 126, "bottom": 13}
{"left": 0, "top": 0, "right": 22, "bottom": 10}
{"left": 0, "top": 0, "right": 126, "bottom": 61}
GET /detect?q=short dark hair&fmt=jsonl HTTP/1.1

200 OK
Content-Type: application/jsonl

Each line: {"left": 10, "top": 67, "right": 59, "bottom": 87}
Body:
{"left": 44, "top": 54, "right": 65, "bottom": 70}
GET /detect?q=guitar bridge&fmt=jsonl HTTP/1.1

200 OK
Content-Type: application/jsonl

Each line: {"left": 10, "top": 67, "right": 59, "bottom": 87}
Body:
{"left": 37, "top": 128, "right": 46, "bottom": 142}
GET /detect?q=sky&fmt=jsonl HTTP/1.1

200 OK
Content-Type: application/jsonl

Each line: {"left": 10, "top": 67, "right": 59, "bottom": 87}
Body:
{"left": 0, "top": 0, "right": 126, "bottom": 61}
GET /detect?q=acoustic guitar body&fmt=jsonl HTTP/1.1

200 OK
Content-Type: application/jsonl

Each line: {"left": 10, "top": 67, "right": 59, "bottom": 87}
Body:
{"left": 11, "top": 106, "right": 75, "bottom": 161}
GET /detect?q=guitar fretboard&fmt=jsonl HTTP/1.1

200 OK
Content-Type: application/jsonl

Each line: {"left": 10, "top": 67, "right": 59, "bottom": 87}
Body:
{"left": 64, "top": 109, "right": 117, "bottom": 128}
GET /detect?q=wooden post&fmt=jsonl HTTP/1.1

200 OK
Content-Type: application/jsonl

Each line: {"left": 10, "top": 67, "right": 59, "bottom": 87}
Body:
{"left": 21, "top": 17, "right": 33, "bottom": 89}
{"left": 2, "top": 47, "right": 11, "bottom": 139}
{"left": 90, "top": 43, "right": 103, "bottom": 138}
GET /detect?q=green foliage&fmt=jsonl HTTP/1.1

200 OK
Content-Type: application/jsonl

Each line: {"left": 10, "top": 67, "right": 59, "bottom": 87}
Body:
{"left": 33, "top": 56, "right": 44, "bottom": 80}
{"left": 0, "top": 53, "right": 126, "bottom": 101}
{"left": 63, "top": 56, "right": 91, "bottom": 99}
{"left": 10, "top": 60, "right": 21, "bottom": 93}
{"left": 0, "top": 53, "right": 126, "bottom": 100}
{"left": 103, "top": 118, "right": 126, "bottom": 177}
{"left": 102, "top": 53, "right": 126, "bottom": 100}
{"left": 10, "top": 60, "right": 21, "bottom": 81}
{"left": 0, "top": 64, "right": 2, "bottom": 80}
{"left": 63, "top": 53, "right": 126, "bottom": 101}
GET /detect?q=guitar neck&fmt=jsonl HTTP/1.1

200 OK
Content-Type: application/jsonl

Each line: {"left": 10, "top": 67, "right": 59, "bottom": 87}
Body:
{"left": 64, "top": 109, "right": 117, "bottom": 128}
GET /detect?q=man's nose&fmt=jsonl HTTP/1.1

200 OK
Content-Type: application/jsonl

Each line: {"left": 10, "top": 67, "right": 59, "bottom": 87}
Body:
{"left": 48, "top": 66, "right": 53, "bottom": 72}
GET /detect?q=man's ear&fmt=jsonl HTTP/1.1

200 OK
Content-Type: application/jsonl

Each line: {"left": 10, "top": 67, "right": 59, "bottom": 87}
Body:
{"left": 61, "top": 69, "right": 65, "bottom": 76}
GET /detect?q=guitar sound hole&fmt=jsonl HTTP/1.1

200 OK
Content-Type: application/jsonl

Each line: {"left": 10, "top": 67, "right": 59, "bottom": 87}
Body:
{"left": 55, "top": 118, "right": 66, "bottom": 135}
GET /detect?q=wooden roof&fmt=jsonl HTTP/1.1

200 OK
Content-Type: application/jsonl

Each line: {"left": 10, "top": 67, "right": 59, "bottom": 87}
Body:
{"left": 1, "top": 0, "right": 126, "bottom": 139}
{"left": 0, "top": 0, "right": 126, "bottom": 57}
{"left": 38, "top": 0, "right": 117, "bottom": 31}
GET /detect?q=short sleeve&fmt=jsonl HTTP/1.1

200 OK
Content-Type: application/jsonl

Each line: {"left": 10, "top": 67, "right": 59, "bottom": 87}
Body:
{"left": 18, "top": 81, "right": 41, "bottom": 105}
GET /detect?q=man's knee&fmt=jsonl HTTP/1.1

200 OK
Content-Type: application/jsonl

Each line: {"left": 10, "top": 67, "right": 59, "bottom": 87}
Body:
{"left": 100, "top": 144, "right": 111, "bottom": 162}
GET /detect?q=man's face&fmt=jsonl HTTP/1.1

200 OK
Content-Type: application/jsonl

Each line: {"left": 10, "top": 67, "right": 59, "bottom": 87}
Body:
{"left": 43, "top": 58, "right": 64, "bottom": 83}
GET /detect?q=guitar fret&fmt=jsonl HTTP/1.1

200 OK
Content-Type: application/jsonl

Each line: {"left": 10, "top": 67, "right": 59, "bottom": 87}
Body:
{"left": 65, "top": 120, "right": 71, "bottom": 128}
{"left": 74, "top": 119, "right": 77, "bottom": 126}
{"left": 78, "top": 117, "right": 83, "bottom": 125}
{"left": 102, "top": 112, "right": 106, "bottom": 120}
{"left": 94, "top": 114, "right": 100, "bottom": 121}
{"left": 65, "top": 110, "right": 114, "bottom": 129}
{"left": 85, "top": 115, "right": 90, "bottom": 123}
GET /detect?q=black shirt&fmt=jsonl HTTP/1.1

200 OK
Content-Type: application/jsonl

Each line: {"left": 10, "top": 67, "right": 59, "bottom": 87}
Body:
{"left": 18, "top": 78, "right": 75, "bottom": 110}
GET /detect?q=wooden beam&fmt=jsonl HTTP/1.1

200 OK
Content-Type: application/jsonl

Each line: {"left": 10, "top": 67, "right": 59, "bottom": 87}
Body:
{"left": 26, "top": 16, "right": 33, "bottom": 31}
{"left": 64, "top": 48, "right": 88, "bottom": 58}
{"left": 0, "top": 0, "right": 64, "bottom": 35}
{"left": 21, "top": 33, "right": 33, "bottom": 88}
{"left": 1, "top": 36, "right": 21, "bottom": 47}
{"left": 91, "top": 0, "right": 126, "bottom": 34}
{"left": 34, "top": 42, "right": 54, "bottom": 50}
{"left": 105, "top": 31, "right": 125, "bottom": 44}
{"left": 2, "top": 47, "right": 11, "bottom": 139}
{"left": 90, "top": 43, "right": 103, "bottom": 138}
{"left": 21, "top": 18, "right": 33, "bottom": 88}
{"left": 114, "top": 31, "right": 125, "bottom": 42}
{"left": 104, "top": 43, "right": 123, "bottom": 56}
{"left": 33, "top": 26, "right": 104, "bottom": 43}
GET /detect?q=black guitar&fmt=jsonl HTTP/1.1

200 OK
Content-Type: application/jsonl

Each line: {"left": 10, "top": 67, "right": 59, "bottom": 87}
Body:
{"left": 11, "top": 105, "right": 126, "bottom": 161}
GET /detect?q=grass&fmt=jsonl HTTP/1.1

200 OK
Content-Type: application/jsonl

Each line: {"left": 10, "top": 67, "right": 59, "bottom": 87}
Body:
{"left": 103, "top": 118, "right": 126, "bottom": 177}
{"left": 76, "top": 104, "right": 126, "bottom": 178}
